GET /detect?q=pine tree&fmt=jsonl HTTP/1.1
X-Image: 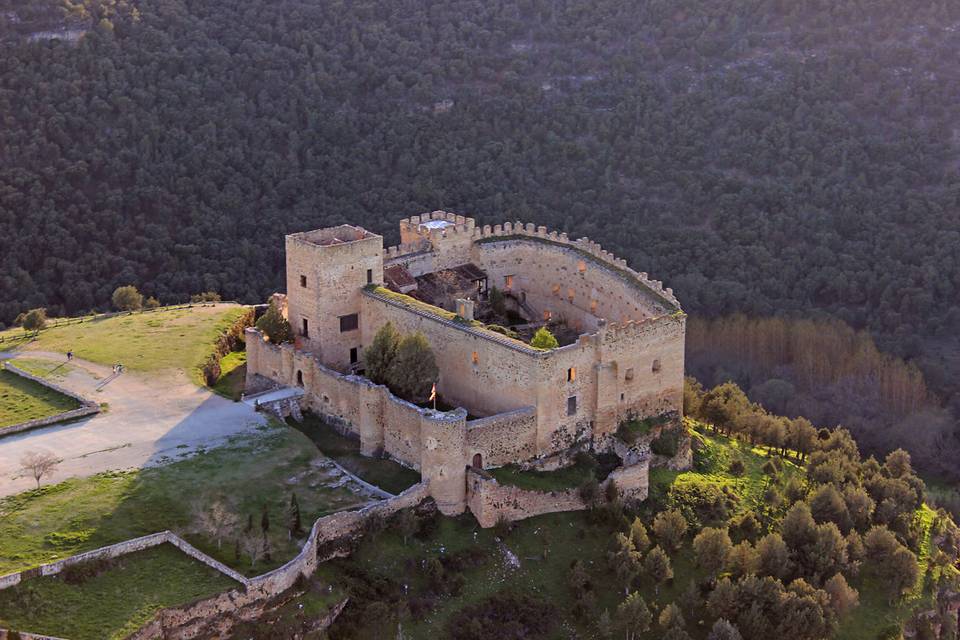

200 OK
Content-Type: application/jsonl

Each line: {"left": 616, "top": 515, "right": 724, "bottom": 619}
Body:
{"left": 255, "top": 299, "right": 293, "bottom": 344}
{"left": 386, "top": 332, "right": 438, "bottom": 402}
{"left": 364, "top": 322, "right": 400, "bottom": 384}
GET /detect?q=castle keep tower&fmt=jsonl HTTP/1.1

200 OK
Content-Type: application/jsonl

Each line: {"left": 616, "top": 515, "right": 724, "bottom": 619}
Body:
{"left": 284, "top": 225, "right": 383, "bottom": 372}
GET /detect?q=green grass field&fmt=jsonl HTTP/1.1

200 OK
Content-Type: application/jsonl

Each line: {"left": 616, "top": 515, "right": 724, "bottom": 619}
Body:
{"left": 292, "top": 413, "right": 421, "bottom": 495}
{"left": 0, "top": 544, "right": 237, "bottom": 640}
{"left": 0, "top": 422, "right": 374, "bottom": 577}
{"left": 0, "top": 305, "right": 247, "bottom": 384}
{"left": 211, "top": 350, "right": 247, "bottom": 401}
{"left": 0, "top": 368, "right": 80, "bottom": 428}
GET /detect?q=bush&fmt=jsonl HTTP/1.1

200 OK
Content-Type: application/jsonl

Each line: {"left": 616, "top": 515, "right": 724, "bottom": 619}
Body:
{"left": 652, "top": 426, "right": 684, "bottom": 457}
{"left": 20, "top": 307, "right": 47, "bottom": 332}
{"left": 728, "top": 459, "right": 745, "bottom": 476}
{"left": 144, "top": 296, "right": 161, "bottom": 309}
{"left": 191, "top": 291, "right": 222, "bottom": 302}
{"left": 255, "top": 299, "right": 292, "bottom": 344}
{"left": 446, "top": 593, "right": 558, "bottom": 640}
{"left": 112, "top": 285, "right": 143, "bottom": 311}
{"left": 530, "top": 326, "right": 559, "bottom": 349}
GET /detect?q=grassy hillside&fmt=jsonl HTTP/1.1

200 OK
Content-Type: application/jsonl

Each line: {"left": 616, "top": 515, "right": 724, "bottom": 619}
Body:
{"left": 0, "top": 544, "right": 237, "bottom": 640}
{"left": 0, "top": 305, "right": 247, "bottom": 384}
{"left": 0, "top": 423, "right": 373, "bottom": 577}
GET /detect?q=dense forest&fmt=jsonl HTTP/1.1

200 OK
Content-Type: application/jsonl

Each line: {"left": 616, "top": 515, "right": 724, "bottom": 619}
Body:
{"left": 687, "top": 315, "right": 960, "bottom": 482}
{"left": 1, "top": 0, "right": 959, "bottom": 475}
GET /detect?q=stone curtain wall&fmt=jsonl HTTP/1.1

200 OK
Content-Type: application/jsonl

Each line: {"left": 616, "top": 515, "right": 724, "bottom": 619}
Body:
{"left": 466, "top": 469, "right": 588, "bottom": 528}
{"left": 0, "top": 363, "right": 101, "bottom": 437}
{"left": 465, "top": 457, "right": 650, "bottom": 528}
{"left": 360, "top": 290, "right": 543, "bottom": 419}
{"left": 248, "top": 329, "right": 474, "bottom": 513}
{"left": 466, "top": 407, "right": 537, "bottom": 468}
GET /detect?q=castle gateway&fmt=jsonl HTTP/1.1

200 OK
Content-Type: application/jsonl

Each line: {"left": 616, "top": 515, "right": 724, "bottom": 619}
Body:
{"left": 246, "top": 212, "right": 685, "bottom": 517}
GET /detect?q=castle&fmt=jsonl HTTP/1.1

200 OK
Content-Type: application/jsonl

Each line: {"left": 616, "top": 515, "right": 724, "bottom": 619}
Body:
{"left": 246, "top": 211, "right": 686, "bottom": 521}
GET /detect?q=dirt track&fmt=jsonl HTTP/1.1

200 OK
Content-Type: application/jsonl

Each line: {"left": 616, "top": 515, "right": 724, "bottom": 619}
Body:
{"left": 0, "top": 351, "right": 265, "bottom": 497}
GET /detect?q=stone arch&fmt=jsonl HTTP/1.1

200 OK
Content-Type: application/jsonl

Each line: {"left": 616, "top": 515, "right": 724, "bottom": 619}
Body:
{"left": 472, "top": 453, "right": 483, "bottom": 469}
{"left": 296, "top": 370, "right": 304, "bottom": 387}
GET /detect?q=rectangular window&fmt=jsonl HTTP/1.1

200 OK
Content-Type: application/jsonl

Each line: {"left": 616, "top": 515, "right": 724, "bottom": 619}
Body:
{"left": 543, "top": 309, "right": 552, "bottom": 321}
{"left": 366, "top": 268, "right": 373, "bottom": 284}
{"left": 301, "top": 317, "right": 309, "bottom": 338}
{"left": 350, "top": 347, "right": 358, "bottom": 364}
{"left": 300, "top": 275, "right": 307, "bottom": 288}
{"left": 625, "top": 368, "right": 634, "bottom": 381}
{"left": 567, "top": 288, "right": 575, "bottom": 301}
{"left": 567, "top": 367, "right": 576, "bottom": 382}
{"left": 339, "top": 313, "right": 359, "bottom": 332}
{"left": 472, "top": 351, "right": 479, "bottom": 365}
{"left": 578, "top": 260, "right": 587, "bottom": 273}
{"left": 652, "top": 359, "right": 662, "bottom": 373}
{"left": 504, "top": 275, "right": 514, "bottom": 290}
{"left": 567, "top": 396, "right": 577, "bottom": 416}
{"left": 590, "top": 300, "right": 598, "bottom": 314}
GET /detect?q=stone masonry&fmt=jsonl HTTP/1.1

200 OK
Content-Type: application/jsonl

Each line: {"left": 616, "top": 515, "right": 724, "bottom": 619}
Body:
{"left": 247, "top": 211, "right": 686, "bottom": 521}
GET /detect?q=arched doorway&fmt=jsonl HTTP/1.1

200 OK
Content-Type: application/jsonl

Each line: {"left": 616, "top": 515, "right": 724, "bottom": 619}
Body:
{"left": 472, "top": 453, "right": 483, "bottom": 469}
{"left": 296, "top": 370, "right": 304, "bottom": 387}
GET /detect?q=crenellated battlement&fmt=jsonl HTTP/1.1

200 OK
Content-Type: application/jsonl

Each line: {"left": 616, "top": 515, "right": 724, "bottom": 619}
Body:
{"left": 472, "top": 219, "right": 680, "bottom": 309}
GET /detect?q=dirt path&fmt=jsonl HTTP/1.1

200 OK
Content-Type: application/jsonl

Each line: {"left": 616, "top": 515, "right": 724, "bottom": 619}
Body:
{"left": 0, "top": 351, "right": 266, "bottom": 497}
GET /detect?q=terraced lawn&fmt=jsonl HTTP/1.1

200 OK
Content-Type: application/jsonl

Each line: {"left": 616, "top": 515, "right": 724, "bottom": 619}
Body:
{"left": 0, "top": 368, "right": 79, "bottom": 428}
{"left": 0, "top": 544, "right": 237, "bottom": 640}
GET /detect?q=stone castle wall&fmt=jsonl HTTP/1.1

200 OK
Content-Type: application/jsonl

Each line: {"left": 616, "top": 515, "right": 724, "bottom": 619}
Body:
{"left": 465, "top": 457, "right": 649, "bottom": 528}
{"left": 248, "top": 329, "right": 542, "bottom": 514}
{"left": 466, "top": 407, "right": 537, "bottom": 468}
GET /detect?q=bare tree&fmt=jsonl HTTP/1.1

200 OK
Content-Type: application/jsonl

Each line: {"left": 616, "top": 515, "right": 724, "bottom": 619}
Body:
{"left": 240, "top": 533, "right": 266, "bottom": 569}
{"left": 192, "top": 496, "right": 239, "bottom": 550}
{"left": 19, "top": 450, "right": 60, "bottom": 488}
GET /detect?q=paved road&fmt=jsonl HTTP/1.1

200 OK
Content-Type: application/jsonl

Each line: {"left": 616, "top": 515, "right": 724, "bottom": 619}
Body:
{"left": 0, "top": 351, "right": 266, "bottom": 497}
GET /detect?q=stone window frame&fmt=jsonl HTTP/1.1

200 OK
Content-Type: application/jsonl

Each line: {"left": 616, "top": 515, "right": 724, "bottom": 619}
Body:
{"left": 567, "top": 367, "right": 576, "bottom": 382}
{"left": 300, "top": 275, "right": 307, "bottom": 288}
{"left": 652, "top": 359, "right": 662, "bottom": 373}
{"left": 301, "top": 317, "right": 309, "bottom": 338}
{"left": 567, "top": 396, "right": 577, "bottom": 416}
{"left": 625, "top": 367, "right": 634, "bottom": 381}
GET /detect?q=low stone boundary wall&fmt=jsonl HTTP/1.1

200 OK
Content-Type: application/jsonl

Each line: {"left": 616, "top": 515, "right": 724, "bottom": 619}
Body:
{"left": 0, "top": 482, "right": 431, "bottom": 639}
{"left": 0, "top": 363, "right": 100, "bottom": 437}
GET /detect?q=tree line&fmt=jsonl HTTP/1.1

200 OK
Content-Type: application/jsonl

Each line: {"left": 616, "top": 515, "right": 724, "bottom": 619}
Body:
{"left": 1, "top": 0, "right": 959, "bottom": 360}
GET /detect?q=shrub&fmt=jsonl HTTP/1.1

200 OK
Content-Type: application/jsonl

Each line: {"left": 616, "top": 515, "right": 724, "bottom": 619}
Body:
{"left": 20, "top": 308, "right": 47, "bottom": 332}
{"left": 446, "top": 593, "right": 558, "bottom": 640}
{"left": 112, "top": 285, "right": 143, "bottom": 311}
{"left": 144, "top": 296, "right": 161, "bottom": 309}
{"left": 191, "top": 291, "right": 222, "bottom": 302}
{"left": 530, "top": 326, "right": 559, "bottom": 349}
{"left": 728, "top": 459, "right": 745, "bottom": 476}
{"left": 651, "top": 426, "right": 683, "bottom": 457}
{"left": 255, "top": 299, "right": 292, "bottom": 344}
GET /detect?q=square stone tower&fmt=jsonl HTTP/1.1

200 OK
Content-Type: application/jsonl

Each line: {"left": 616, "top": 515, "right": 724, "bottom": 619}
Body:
{"left": 285, "top": 225, "right": 383, "bottom": 372}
